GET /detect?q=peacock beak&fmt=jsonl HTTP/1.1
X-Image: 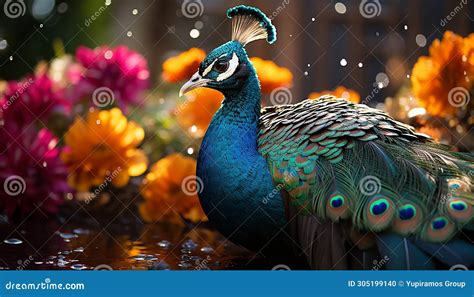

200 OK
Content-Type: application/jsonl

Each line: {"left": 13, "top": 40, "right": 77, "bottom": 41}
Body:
{"left": 179, "top": 71, "right": 211, "bottom": 97}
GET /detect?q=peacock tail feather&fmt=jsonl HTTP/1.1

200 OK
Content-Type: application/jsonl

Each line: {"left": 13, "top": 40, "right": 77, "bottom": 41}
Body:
{"left": 258, "top": 96, "right": 474, "bottom": 245}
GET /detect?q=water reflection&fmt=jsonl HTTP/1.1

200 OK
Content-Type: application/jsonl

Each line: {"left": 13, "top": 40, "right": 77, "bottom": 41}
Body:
{"left": 0, "top": 219, "right": 264, "bottom": 270}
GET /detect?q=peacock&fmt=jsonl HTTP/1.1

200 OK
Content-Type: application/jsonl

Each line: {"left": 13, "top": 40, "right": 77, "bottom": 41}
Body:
{"left": 179, "top": 5, "right": 474, "bottom": 270}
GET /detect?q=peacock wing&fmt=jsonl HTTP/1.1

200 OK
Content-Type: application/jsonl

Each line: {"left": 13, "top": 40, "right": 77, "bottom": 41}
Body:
{"left": 258, "top": 96, "right": 474, "bottom": 269}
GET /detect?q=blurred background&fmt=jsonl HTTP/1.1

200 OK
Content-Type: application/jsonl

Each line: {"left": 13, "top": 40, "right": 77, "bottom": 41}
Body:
{"left": 1, "top": 0, "right": 473, "bottom": 103}
{"left": 0, "top": 0, "right": 472, "bottom": 271}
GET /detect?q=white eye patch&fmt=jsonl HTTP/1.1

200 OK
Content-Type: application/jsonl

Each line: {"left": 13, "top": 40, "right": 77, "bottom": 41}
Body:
{"left": 216, "top": 53, "right": 239, "bottom": 82}
{"left": 202, "top": 54, "right": 227, "bottom": 77}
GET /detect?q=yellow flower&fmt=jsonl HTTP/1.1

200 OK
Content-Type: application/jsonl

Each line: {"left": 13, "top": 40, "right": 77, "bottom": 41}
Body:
{"left": 250, "top": 57, "right": 293, "bottom": 93}
{"left": 175, "top": 88, "right": 224, "bottom": 138}
{"left": 61, "top": 108, "right": 148, "bottom": 191}
{"left": 162, "top": 48, "right": 206, "bottom": 83}
{"left": 411, "top": 31, "right": 473, "bottom": 117}
{"left": 308, "top": 86, "right": 361, "bottom": 103}
{"left": 139, "top": 153, "right": 207, "bottom": 224}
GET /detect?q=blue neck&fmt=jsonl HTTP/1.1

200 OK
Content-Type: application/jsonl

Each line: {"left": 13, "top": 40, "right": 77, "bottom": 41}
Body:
{"left": 197, "top": 69, "right": 287, "bottom": 251}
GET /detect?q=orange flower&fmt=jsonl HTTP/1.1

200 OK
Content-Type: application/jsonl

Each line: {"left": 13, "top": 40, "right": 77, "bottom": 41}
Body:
{"left": 250, "top": 57, "right": 293, "bottom": 93}
{"left": 139, "top": 153, "right": 207, "bottom": 224}
{"left": 175, "top": 88, "right": 224, "bottom": 137}
{"left": 162, "top": 48, "right": 206, "bottom": 83}
{"left": 61, "top": 108, "right": 148, "bottom": 191}
{"left": 308, "top": 86, "right": 361, "bottom": 103}
{"left": 411, "top": 31, "right": 473, "bottom": 117}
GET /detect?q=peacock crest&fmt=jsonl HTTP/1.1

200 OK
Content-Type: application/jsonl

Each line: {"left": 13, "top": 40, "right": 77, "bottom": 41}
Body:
{"left": 227, "top": 5, "right": 277, "bottom": 46}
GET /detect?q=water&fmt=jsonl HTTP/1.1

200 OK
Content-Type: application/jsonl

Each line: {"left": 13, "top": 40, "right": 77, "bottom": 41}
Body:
{"left": 3, "top": 238, "right": 22, "bottom": 245}
{"left": 0, "top": 220, "right": 271, "bottom": 270}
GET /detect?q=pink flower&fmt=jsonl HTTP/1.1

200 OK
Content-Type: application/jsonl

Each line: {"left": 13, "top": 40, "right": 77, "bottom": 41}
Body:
{"left": 0, "top": 127, "right": 70, "bottom": 220}
{"left": 0, "top": 74, "right": 69, "bottom": 128}
{"left": 73, "top": 46, "right": 150, "bottom": 108}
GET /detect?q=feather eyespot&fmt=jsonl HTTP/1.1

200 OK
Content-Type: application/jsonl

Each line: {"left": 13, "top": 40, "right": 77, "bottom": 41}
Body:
{"left": 398, "top": 204, "right": 416, "bottom": 220}
{"left": 431, "top": 217, "right": 448, "bottom": 230}
{"left": 329, "top": 195, "right": 344, "bottom": 208}
{"left": 449, "top": 200, "right": 467, "bottom": 211}
{"left": 370, "top": 199, "right": 389, "bottom": 216}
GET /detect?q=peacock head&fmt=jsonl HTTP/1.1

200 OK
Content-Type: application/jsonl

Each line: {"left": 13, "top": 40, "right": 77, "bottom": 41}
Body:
{"left": 180, "top": 5, "right": 276, "bottom": 97}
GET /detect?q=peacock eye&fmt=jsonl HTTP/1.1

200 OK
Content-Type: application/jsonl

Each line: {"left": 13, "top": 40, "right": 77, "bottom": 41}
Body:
{"left": 214, "top": 59, "right": 229, "bottom": 73}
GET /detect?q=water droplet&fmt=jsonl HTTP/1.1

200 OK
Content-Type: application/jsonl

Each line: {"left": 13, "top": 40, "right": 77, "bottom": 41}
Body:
{"left": 187, "top": 147, "right": 194, "bottom": 155}
{"left": 182, "top": 239, "right": 198, "bottom": 251}
{"left": 304, "top": 71, "right": 309, "bottom": 76}
{"left": 307, "top": 63, "right": 311, "bottom": 67}
{"left": 132, "top": 254, "right": 146, "bottom": 261}
{"left": 334, "top": 2, "right": 347, "bottom": 14}
{"left": 415, "top": 34, "right": 427, "bottom": 47}
{"left": 4, "top": 238, "right": 22, "bottom": 245}
{"left": 57, "top": 259, "right": 69, "bottom": 267}
{"left": 375, "top": 32, "right": 380, "bottom": 36}
{"left": 375, "top": 72, "right": 390, "bottom": 88}
{"left": 190, "top": 29, "right": 200, "bottom": 39}
{"left": 42, "top": 162, "right": 47, "bottom": 167}
{"left": 157, "top": 240, "right": 171, "bottom": 249}
{"left": 132, "top": 9, "right": 138, "bottom": 15}
{"left": 57, "top": 2, "right": 68, "bottom": 13}
{"left": 406, "top": 74, "right": 410, "bottom": 78}
{"left": 39, "top": 24, "right": 43, "bottom": 28}
{"left": 126, "top": 31, "right": 133, "bottom": 37}
{"left": 200, "top": 246, "right": 214, "bottom": 254}
{"left": 104, "top": 50, "right": 113, "bottom": 59}
{"left": 340, "top": 58, "right": 347, "bottom": 67}
{"left": 96, "top": 120, "right": 101, "bottom": 125}
{"left": 311, "top": 17, "right": 315, "bottom": 22}
{"left": 178, "top": 261, "right": 192, "bottom": 268}
{"left": 9, "top": 56, "right": 13, "bottom": 61}
{"left": 73, "top": 228, "right": 90, "bottom": 235}
{"left": 195, "top": 21, "right": 203, "bottom": 30}
{"left": 73, "top": 247, "right": 85, "bottom": 253}
{"left": 144, "top": 255, "right": 158, "bottom": 261}
{"left": 190, "top": 125, "right": 197, "bottom": 133}
{"left": 58, "top": 232, "right": 78, "bottom": 239}
{"left": 71, "top": 264, "right": 86, "bottom": 270}
{"left": 0, "top": 40, "right": 8, "bottom": 50}
{"left": 105, "top": 0, "right": 112, "bottom": 6}
{"left": 404, "top": 25, "right": 408, "bottom": 30}
{"left": 150, "top": 260, "right": 169, "bottom": 270}
{"left": 358, "top": 62, "right": 363, "bottom": 68}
